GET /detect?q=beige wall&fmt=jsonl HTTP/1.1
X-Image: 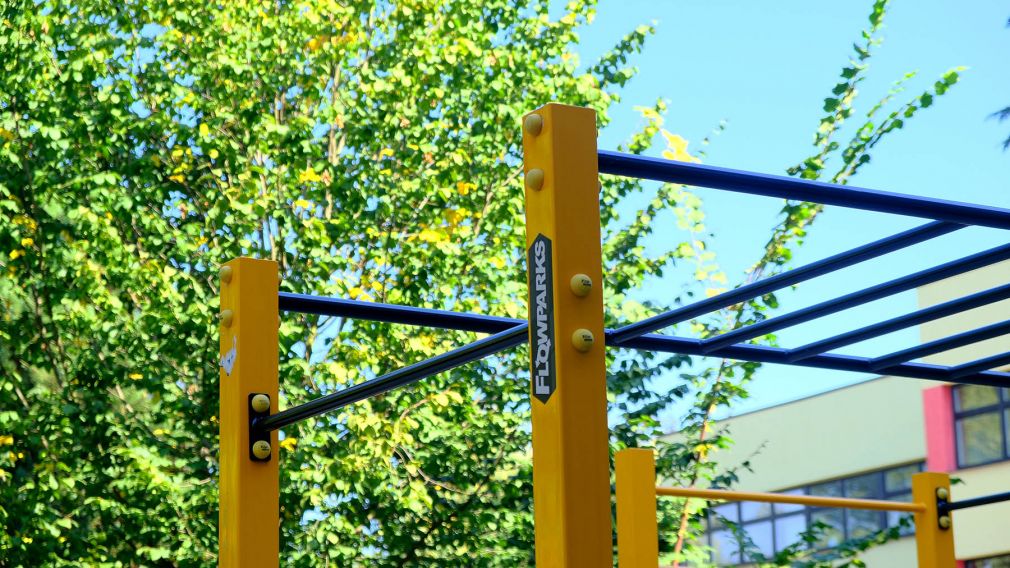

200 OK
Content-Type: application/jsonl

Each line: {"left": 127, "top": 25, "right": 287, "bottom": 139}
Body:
{"left": 687, "top": 376, "right": 928, "bottom": 492}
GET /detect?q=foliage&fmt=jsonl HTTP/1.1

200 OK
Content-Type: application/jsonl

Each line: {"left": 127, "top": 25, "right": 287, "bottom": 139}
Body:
{"left": 0, "top": 0, "right": 660, "bottom": 565}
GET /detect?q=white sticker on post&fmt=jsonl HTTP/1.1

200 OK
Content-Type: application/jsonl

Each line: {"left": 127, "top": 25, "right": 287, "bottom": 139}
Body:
{"left": 220, "top": 336, "right": 237, "bottom": 376}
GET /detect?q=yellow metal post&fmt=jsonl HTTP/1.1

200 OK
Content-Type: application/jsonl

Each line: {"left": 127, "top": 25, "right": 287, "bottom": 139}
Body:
{"left": 219, "top": 258, "right": 280, "bottom": 567}
{"left": 912, "top": 472, "right": 955, "bottom": 568}
{"left": 522, "top": 103, "right": 612, "bottom": 567}
{"left": 616, "top": 449, "right": 660, "bottom": 568}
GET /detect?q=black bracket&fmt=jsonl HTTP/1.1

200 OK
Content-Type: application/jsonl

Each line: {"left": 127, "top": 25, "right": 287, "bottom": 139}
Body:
{"left": 936, "top": 491, "right": 950, "bottom": 530}
{"left": 248, "top": 393, "right": 271, "bottom": 462}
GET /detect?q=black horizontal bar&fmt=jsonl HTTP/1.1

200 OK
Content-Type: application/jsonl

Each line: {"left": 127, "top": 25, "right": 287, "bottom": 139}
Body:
{"left": 949, "top": 351, "right": 1010, "bottom": 380}
{"left": 279, "top": 292, "right": 522, "bottom": 334}
{"left": 255, "top": 324, "right": 528, "bottom": 432}
{"left": 871, "top": 320, "right": 1010, "bottom": 372}
{"left": 607, "top": 221, "right": 961, "bottom": 345}
{"left": 702, "top": 243, "right": 1010, "bottom": 354}
{"left": 788, "top": 283, "right": 1010, "bottom": 362}
{"left": 612, "top": 331, "right": 1010, "bottom": 389}
{"left": 940, "top": 490, "right": 1010, "bottom": 513}
{"left": 597, "top": 150, "right": 1010, "bottom": 230}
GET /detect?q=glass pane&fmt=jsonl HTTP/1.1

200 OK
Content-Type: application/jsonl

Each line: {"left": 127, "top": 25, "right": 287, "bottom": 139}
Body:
{"left": 743, "top": 520, "right": 774, "bottom": 562}
{"left": 967, "top": 555, "right": 1010, "bottom": 568}
{"left": 955, "top": 385, "right": 1000, "bottom": 411}
{"left": 774, "top": 513, "right": 807, "bottom": 553}
{"left": 957, "top": 413, "right": 1004, "bottom": 466}
{"left": 1006, "top": 409, "right": 1010, "bottom": 457}
{"left": 740, "top": 500, "right": 772, "bottom": 521}
{"left": 886, "top": 510, "right": 915, "bottom": 536}
{"left": 846, "top": 509, "right": 883, "bottom": 539}
{"left": 710, "top": 529, "right": 741, "bottom": 565}
{"left": 809, "top": 509, "right": 844, "bottom": 548}
{"left": 709, "top": 503, "right": 739, "bottom": 529}
{"left": 774, "top": 489, "right": 805, "bottom": 515}
{"left": 843, "top": 473, "right": 880, "bottom": 499}
{"left": 884, "top": 464, "right": 920, "bottom": 494}
{"left": 808, "top": 480, "right": 841, "bottom": 498}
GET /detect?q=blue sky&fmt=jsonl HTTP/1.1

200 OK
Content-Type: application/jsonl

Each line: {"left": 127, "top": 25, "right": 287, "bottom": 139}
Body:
{"left": 575, "top": 0, "right": 1010, "bottom": 422}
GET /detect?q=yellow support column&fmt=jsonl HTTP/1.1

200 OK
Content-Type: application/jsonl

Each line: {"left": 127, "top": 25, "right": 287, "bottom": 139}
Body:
{"left": 912, "top": 472, "right": 955, "bottom": 568}
{"left": 522, "top": 103, "right": 612, "bottom": 567}
{"left": 219, "top": 258, "right": 280, "bottom": 567}
{"left": 616, "top": 449, "right": 660, "bottom": 568}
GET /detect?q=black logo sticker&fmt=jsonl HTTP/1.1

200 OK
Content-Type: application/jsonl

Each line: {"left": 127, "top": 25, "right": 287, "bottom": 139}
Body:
{"left": 528, "top": 234, "right": 555, "bottom": 403}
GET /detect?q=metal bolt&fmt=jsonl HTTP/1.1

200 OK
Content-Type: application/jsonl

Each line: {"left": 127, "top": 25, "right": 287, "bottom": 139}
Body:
{"left": 524, "top": 114, "right": 543, "bottom": 136}
{"left": 220, "top": 309, "right": 234, "bottom": 328}
{"left": 251, "top": 394, "right": 270, "bottom": 414}
{"left": 598, "top": 181, "right": 602, "bottom": 193}
{"left": 570, "top": 274, "right": 592, "bottom": 297}
{"left": 220, "top": 265, "right": 233, "bottom": 284}
{"left": 525, "top": 168, "right": 545, "bottom": 191}
{"left": 936, "top": 487, "right": 949, "bottom": 501}
{"left": 938, "top": 515, "right": 951, "bottom": 529}
{"left": 572, "top": 329, "right": 594, "bottom": 352}
{"left": 252, "top": 440, "right": 272, "bottom": 460}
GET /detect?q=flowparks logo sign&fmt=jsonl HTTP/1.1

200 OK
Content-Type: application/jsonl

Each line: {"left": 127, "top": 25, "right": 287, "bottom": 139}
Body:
{"left": 528, "top": 234, "right": 556, "bottom": 403}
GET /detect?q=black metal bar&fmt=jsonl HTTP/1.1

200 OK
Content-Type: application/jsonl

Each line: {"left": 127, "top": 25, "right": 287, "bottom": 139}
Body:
{"left": 701, "top": 243, "right": 1010, "bottom": 354}
{"left": 255, "top": 324, "right": 529, "bottom": 432}
{"left": 597, "top": 150, "right": 1010, "bottom": 230}
{"left": 949, "top": 351, "right": 1010, "bottom": 380}
{"left": 788, "top": 283, "right": 1010, "bottom": 362}
{"left": 870, "top": 320, "right": 1010, "bottom": 372}
{"left": 939, "top": 490, "right": 1010, "bottom": 513}
{"left": 611, "top": 331, "right": 1010, "bottom": 388}
{"left": 279, "top": 292, "right": 522, "bottom": 334}
{"left": 607, "top": 221, "right": 961, "bottom": 345}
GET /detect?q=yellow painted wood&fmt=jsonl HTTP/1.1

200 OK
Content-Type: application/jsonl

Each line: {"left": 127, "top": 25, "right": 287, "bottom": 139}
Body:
{"left": 522, "top": 103, "right": 612, "bottom": 567}
{"left": 912, "top": 472, "right": 956, "bottom": 568}
{"left": 616, "top": 449, "right": 659, "bottom": 568}
{"left": 219, "top": 257, "right": 279, "bottom": 568}
{"left": 656, "top": 486, "right": 926, "bottom": 513}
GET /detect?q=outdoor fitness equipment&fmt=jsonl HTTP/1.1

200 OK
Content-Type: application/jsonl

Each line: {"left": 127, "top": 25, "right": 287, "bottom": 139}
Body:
{"left": 218, "top": 104, "right": 1010, "bottom": 567}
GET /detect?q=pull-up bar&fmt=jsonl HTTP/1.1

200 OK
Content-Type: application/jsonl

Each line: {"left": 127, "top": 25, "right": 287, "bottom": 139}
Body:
{"left": 598, "top": 150, "right": 1010, "bottom": 230}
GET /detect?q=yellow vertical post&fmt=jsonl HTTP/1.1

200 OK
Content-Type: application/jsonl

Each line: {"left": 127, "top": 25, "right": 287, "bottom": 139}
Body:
{"left": 616, "top": 449, "right": 660, "bottom": 568}
{"left": 912, "top": 472, "right": 955, "bottom": 568}
{"left": 219, "top": 257, "right": 280, "bottom": 567}
{"left": 522, "top": 103, "right": 612, "bottom": 567}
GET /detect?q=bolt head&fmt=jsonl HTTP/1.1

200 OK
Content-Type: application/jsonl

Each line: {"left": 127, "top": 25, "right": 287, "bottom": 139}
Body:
{"left": 524, "top": 114, "right": 543, "bottom": 136}
{"left": 220, "top": 265, "right": 233, "bottom": 284}
{"left": 252, "top": 440, "right": 272, "bottom": 460}
{"left": 525, "top": 168, "right": 545, "bottom": 192}
{"left": 220, "top": 309, "right": 234, "bottom": 328}
{"left": 570, "top": 274, "right": 593, "bottom": 297}
{"left": 251, "top": 394, "right": 271, "bottom": 414}
{"left": 938, "top": 515, "right": 951, "bottom": 529}
{"left": 572, "top": 329, "right": 594, "bottom": 352}
{"left": 936, "top": 487, "right": 949, "bottom": 500}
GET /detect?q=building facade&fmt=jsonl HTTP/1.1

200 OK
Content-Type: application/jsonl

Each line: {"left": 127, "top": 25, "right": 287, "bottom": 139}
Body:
{"left": 665, "top": 263, "right": 1010, "bottom": 566}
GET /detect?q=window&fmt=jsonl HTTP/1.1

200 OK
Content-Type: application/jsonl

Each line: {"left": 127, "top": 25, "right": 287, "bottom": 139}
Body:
{"left": 967, "top": 554, "right": 1010, "bottom": 568}
{"left": 703, "top": 462, "right": 922, "bottom": 565}
{"left": 953, "top": 385, "right": 1010, "bottom": 468}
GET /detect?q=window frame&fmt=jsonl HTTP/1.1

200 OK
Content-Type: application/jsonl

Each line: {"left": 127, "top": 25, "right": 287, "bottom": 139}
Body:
{"left": 704, "top": 462, "right": 923, "bottom": 565}
{"left": 952, "top": 386, "right": 1010, "bottom": 469}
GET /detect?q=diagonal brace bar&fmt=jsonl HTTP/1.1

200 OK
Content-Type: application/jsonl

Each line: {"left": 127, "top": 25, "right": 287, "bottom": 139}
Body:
{"left": 787, "top": 283, "right": 1010, "bottom": 362}
{"left": 701, "top": 243, "right": 1010, "bottom": 354}
{"left": 870, "top": 320, "right": 1010, "bottom": 372}
{"left": 607, "top": 221, "right": 960, "bottom": 345}
{"left": 254, "top": 324, "right": 529, "bottom": 432}
{"left": 597, "top": 150, "right": 1010, "bottom": 230}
